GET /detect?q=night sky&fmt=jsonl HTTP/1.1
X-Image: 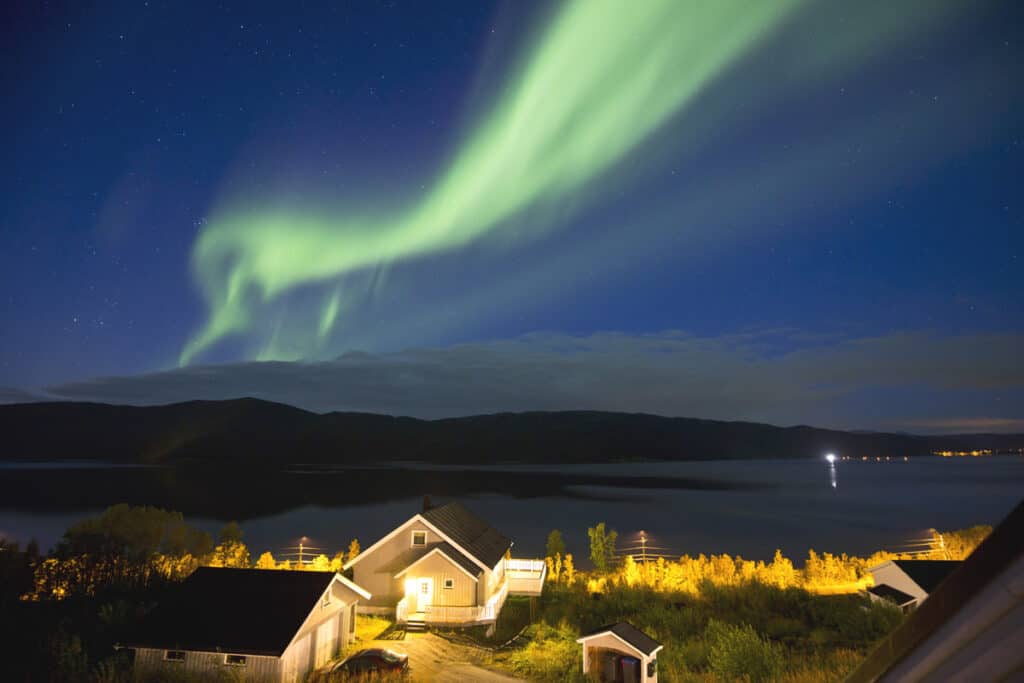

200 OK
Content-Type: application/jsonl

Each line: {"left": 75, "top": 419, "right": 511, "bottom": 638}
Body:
{"left": 2, "top": 0, "right": 1022, "bottom": 432}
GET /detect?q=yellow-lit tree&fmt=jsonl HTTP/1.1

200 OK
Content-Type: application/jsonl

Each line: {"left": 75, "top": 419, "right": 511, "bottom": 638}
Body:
{"left": 330, "top": 552, "right": 345, "bottom": 572}
{"left": 563, "top": 553, "right": 576, "bottom": 585}
{"left": 347, "top": 538, "right": 361, "bottom": 563}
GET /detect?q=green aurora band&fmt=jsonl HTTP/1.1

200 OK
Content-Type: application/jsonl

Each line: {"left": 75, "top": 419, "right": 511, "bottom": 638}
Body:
{"left": 181, "top": 0, "right": 973, "bottom": 365}
{"left": 181, "top": 0, "right": 804, "bottom": 364}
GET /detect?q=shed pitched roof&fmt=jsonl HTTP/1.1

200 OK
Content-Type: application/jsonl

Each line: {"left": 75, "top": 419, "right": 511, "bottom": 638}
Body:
{"left": 421, "top": 501, "right": 511, "bottom": 569}
{"left": 867, "top": 583, "right": 917, "bottom": 606}
{"left": 579, "top": 622, "right": 662, "bottom": 656}
{"left": 127, "top": 568, "right": 349, "bottom": 657}
{"left": 891, "top": 560, "right": 961, "bottom": 593}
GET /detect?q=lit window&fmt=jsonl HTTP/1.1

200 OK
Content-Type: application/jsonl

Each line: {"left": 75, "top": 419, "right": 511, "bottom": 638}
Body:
{"left": 164, "top": 651, "right": 186, "bottom": 662}
{"left": 225, "top": 654, "right": 247, "bottom": 667}
{"left": 444, "top": 578, "right": 454, "bottom": 590}
{"left": 412, "top": 531, "right": 426, "bottom": 547}
{"left": 420, "top": 581, "right": 429, "bottom": 594}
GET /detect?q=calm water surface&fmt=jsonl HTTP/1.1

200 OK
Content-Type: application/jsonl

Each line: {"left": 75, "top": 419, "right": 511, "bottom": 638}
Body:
{"left": 1, "top": 457, "right": 1021, "bottom": 563}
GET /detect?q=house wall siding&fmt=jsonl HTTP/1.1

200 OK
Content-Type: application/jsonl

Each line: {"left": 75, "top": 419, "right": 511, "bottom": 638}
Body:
{"left": 351, "top": 519, "right": 442, "bottom": 607}
{"left": 407, "top": 551, "right": 478, "bottom": 607}
{"left": 134, "top": 647, "right": 281, "bottom": 682}
{"left": 280, "top": 581, "right": 352, "bottom": 679}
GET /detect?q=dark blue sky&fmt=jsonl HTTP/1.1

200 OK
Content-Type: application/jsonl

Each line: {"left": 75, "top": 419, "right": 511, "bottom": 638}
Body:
{"left": 2, "top": 0, "right": 1021, "bottom": 432}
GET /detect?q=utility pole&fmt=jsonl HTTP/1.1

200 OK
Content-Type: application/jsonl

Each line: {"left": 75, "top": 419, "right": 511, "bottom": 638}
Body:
{"left": 299, "top": 537, "right": 306, "bottom": 566}
{"left": 640, "top": 531, "right": 647, "bottom": 565}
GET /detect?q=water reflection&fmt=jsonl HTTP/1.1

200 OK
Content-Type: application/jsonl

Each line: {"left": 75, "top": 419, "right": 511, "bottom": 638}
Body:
{"left": 2, "top": 458, "right": 1022, "bottom": 560}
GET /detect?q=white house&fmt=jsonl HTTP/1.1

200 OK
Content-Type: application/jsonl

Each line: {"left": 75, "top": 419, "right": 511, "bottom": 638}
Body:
{"left": 867, "top": 560, "right": 961, "bottom": 611}
{"left": 128, "top": 567, "right": 370, "bottom": 683}
{"left": 577, "top": 622, "right": 663, "bottom": 683}
{"left": 345, "top": 500, "right": 545, "bottom": 629}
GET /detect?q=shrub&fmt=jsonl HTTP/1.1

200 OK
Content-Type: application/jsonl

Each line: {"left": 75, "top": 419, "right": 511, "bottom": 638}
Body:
{"left": 704, "top": 619, "right": 784, "bottom": 683}
{"left": 506, "top": 621, "right": 579, "bottom": 681}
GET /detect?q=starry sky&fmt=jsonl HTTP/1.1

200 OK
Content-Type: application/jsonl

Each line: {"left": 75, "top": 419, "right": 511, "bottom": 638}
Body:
{"left": 1, "top": 0, "right": 1022, "bottom": 432}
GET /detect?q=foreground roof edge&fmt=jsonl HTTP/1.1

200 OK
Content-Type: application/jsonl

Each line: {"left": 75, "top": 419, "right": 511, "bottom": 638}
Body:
{"left": 845, "top": 499, "right": 1024, "bottom": 683}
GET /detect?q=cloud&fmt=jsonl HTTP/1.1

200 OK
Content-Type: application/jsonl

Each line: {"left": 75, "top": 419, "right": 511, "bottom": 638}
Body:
{"left": 45, "top": 330, "right": 1024, "bottom": 433}
{"left": 896, "top": 417, "right": 1024, "bottom": 434}
{"left": 0, "top": 387, "right": 47, "bottom": 404}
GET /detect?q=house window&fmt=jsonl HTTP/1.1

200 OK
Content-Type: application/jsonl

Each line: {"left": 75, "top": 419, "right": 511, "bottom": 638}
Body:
{"left": 420, "top": 581, "right": 429, "bottom": 594}
{"left": 225, "top": 654, "right": 247, "bottom": 667}
{"left": 443, "top": 578, "right": 454, "bottom": 590}
{"left": 411, "top": 531, "right": 426, "bottom": 547}
{"left": 163, "top": 651, "right": 186, "bottom": 662}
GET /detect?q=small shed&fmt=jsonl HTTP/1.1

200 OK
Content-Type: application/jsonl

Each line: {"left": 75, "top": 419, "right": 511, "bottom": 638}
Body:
{"left": 577, "top": 622, "right": 662, "bottom": 683}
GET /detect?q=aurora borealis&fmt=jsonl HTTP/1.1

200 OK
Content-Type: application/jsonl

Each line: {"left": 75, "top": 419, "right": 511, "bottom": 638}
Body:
{"left": 182, "top": 0, "right": 805, "bottom": 363}
{"left": 2, "top": 0, "right": 1023, "bottom": 432}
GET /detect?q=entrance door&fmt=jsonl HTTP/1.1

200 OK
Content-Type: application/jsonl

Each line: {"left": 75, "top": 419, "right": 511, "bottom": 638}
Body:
{"left": 413, "top": 578, "right": 433, "bottom": 612}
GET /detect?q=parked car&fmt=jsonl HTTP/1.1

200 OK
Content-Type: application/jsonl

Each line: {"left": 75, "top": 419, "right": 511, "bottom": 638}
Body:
{"left": 332, "top": 648, "right": 410, "bottom": 677}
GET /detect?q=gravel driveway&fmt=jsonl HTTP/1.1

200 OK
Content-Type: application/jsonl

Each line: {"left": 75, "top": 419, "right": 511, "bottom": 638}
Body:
{"left": 363, "top": 631, "right": 525, "bottom": 682}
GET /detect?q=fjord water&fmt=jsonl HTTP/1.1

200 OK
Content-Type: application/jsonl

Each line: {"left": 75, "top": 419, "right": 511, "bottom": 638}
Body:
{"left": 1, "top": 457, "right": 1021, "bottom": 561}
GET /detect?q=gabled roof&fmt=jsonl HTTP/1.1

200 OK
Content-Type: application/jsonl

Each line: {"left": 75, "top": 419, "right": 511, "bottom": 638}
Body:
{"left": 867, "top": 583, "right": 917, "bottom": 606}
{"left": 890, "top": 560, "right": 961, "bottom": 593}
{"left": 578, "top": 622, "right": 663, "bottom": 657}
{"left": 127, "top": 568, "right": 363, "bottom": 656}
{"left": 421, "top": 501, "right": 512, "bottom": 569}
{"left": 393, "top": 542, "right": 481, "bottom": 581}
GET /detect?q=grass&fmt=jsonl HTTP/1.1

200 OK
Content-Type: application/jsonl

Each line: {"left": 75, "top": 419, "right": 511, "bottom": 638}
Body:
{"left": 353, "top": 615, "right": 392, "bottom": 643}
{"left": 485, "top": 579, "right": 902, "bottom": 681}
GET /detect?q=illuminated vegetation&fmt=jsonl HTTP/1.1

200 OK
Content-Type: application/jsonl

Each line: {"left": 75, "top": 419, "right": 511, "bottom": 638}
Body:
{"left": 485, "top": 525, "right": 992, "bottom": 681}
{"left": 0, "top": 505, "right": 993, "bottom": 681}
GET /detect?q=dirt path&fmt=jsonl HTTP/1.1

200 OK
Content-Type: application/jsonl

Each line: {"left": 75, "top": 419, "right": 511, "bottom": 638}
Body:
{"left": 364, "top": 631, "right": 524, "bottom": 682}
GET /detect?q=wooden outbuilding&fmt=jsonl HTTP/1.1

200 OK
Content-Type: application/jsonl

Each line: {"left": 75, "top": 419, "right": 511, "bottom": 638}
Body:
{"left": 577, "top": 621, "right": 662, "bottom": 683}
{"left": 127, "top": 567, "right": 370, "bottom": 683}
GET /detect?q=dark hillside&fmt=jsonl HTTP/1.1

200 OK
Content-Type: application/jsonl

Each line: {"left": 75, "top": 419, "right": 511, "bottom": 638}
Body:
{"left": 0, "top": 399, "right": 1020, "bottom": 465}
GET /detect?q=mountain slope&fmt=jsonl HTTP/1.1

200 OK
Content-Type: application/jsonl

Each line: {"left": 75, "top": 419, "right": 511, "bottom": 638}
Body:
{"left": 0, "top": 398, "right": 1019, "bottom": 464}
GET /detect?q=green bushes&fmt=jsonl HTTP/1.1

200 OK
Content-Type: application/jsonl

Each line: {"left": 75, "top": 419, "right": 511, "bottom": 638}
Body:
{"left": 504, "top": 621, "right": 580, "bottom": 681}
{"left": 495, "top": 580, "right": 902, "bottom": 681}
{"left": 705, "top": 619, "right": 784, "bottom": 682}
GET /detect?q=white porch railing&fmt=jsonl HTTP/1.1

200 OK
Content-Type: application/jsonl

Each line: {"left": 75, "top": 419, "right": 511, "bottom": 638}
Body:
{"left": 423, "top": 604, "right": 484, "bottom": 623}
{"left": 507, "top": 558, "right": 547, "bottom": 596}
{"left": 482, "top": 574, "right": 510, "bottom": 621}
{"left": 396, "top": 579, "right": 511, "bottom": 625}
{"left": 396, "top": 596, "right": 409, "bottom": 623}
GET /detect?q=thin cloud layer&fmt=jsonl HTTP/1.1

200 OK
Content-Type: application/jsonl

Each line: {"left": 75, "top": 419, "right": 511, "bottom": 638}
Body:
{"left": 42, "top": 330, "right": 1023, "bottom": 433}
